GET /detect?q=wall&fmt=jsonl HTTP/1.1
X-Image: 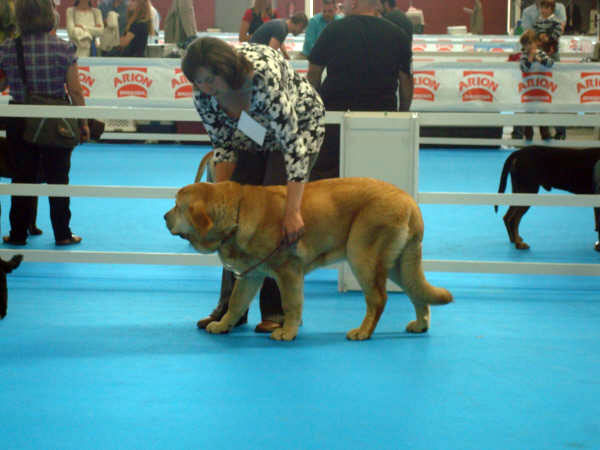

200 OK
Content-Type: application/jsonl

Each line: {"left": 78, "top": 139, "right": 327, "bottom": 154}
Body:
{"left": 395, "top": 0, "right": 507, "bottom": 35}
{"left": 55, "top": 0, "right": 510, "bottom": 35}
{"left": 57, "top": 0, "right": 215, "bottom": 32}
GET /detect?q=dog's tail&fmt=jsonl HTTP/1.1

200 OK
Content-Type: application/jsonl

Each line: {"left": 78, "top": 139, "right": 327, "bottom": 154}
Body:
{"left": 194, "top": 150, "right": 215, "bottom": 183}
{"left": 495, "top": 152, "right": 516, "bottom": 213}
{"left": 391, "top": 238, "right": 453, "bottom": 306}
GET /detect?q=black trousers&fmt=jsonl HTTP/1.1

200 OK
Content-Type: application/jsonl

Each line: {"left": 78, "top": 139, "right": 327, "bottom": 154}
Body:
{"left": 6, "top": 118, "right": 74, "bottom": 242}
{"left": 218, "top": 150, "right": 290, "bottom": 321}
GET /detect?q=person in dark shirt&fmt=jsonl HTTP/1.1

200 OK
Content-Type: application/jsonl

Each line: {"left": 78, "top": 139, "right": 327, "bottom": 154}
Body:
{"left": 249, "top": 12, "right": 308, "bottom": 60}
{"left": 119, "top": 0, "right": 152, "bottom": 57}
{"left": 307, "top": 0, "right": 413, "bottom": 179}
{"left": 379, "top": 0, "right": 413, "bottom": 44}
{"left": 238, "top": 0, "right": 279, "bottom": 43}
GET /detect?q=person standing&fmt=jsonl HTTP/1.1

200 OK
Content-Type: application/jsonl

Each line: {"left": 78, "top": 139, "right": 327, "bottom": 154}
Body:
{"left": 0, "top": 0, "right": 17, "bottom": 43}
{"left": 249, "top": 12, "right": 308, "bottom": 60}
{"left": 181, "top": 37, "right": 325, "bottom": 333}
{"left": 307, "top": 0, "right": 412, "bottom": 180}
{"left": 238, "top": 0, "right": 278, "bottom": 43}
{"left": 301, "top": 0, "right": 342, "bottom": 58}
{"left": 521, "top": 0, "right": 566, "bottom": 32}
{"left": 66, "top": 0, "right": 104, "bottom": 57}
{"left": 164, "top": 0, "right": 197, "bottom": 46}
{"left": 464, "top": 0, "right": 484, "bottom": 35}
{"left": 118, "top": 0, "right": 152, "bottom": 57}
{"left": 0, "top": 0, "right": 89, "bottom": 246}
{"left": 98, "top": 0, "right": 128, "bottom": 36}
{"left": 379, "top": 0, "right": 413, "bottom": 43}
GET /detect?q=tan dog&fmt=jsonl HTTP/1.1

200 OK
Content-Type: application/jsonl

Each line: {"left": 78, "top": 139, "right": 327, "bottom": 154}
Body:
{"left": 164, "top": 178, "right": 453, "bottom": 341}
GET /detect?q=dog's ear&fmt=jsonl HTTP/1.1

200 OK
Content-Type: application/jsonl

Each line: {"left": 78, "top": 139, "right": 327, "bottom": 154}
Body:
{"left": 188, "top": 201, "right": 213, "bottom": 235}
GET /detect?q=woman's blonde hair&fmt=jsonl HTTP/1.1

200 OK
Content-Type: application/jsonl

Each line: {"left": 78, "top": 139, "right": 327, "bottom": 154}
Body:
{"left": 125, "top": 0, "right": 153, "bottom": 35}
{"left": 182, "top": 37, "right": 253, "bottom": 91}
{"left": 16, "top": 0, "right": 55, "bottom": 34}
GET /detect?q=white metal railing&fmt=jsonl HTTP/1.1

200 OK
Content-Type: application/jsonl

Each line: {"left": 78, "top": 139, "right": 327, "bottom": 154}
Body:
{"left": 0, "top": 105, "right": 598, "bottom": 277}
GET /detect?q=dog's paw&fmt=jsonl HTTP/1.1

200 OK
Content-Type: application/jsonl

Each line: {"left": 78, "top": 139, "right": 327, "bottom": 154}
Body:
{"left": 205, "top": 320, "right": 231, "bottom": 334}
{"left": 405, "top": 320, "right": 429, "bottom": 333}
{"left": 270, "top": 327, "right": 297, "bottom": 341}
{"left": 346, "top": 327, "right": 372, "bottom": 341}
{"left": 515, "top": 241, "right": 530, "bottom": 250}
{"left": 595, "top": 241, "right": 600, "bottom": 252}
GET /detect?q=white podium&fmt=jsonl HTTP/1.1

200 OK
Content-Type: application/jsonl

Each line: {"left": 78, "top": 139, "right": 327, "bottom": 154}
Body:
{"left": 337, "top": 112, "right": 420, "bottom": 292}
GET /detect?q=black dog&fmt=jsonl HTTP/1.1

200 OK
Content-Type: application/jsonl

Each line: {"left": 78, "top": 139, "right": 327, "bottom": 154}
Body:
{"left": 496, "top": 146, "right": 600, "bottom": 251}
{"left": 0, "top": 255, "right": 23, "bottom": 319}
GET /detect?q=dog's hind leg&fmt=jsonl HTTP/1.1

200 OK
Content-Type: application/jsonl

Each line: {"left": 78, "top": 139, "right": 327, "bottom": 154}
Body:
{"left": 346, "top": 259, "right": 388, "bottom": 341}
{"left": 388, "top": 239, "right": 452, "bottom": 333}
{"left": 504, "top": 206, "right": 531, "bottom": 249}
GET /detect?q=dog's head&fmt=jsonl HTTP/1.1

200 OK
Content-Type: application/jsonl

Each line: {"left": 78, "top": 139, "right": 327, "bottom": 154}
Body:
{"left": 164, "top": 183, "right": 236, "bottom": 254}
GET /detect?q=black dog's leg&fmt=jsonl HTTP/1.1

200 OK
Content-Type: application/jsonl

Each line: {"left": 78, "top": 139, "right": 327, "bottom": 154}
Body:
{"left": 0, "top": 255, "right": 23, "bottom": 319}
{"left": 595, "top": 208, "right": 600, "bottom": 252}
{"left": 594, "top": 161, "right": 600, "bottom": 252}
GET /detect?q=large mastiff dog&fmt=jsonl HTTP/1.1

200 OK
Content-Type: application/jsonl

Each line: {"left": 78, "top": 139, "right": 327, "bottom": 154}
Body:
{"left": 164, "top": 178, "right": 452, "bottom": 341}
{"left": 496, "top": 146, "right": 600, "bottom": 251}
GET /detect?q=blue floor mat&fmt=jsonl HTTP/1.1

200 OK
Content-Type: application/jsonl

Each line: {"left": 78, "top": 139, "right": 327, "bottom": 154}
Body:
{"left": 0, "top": 143, "right": 599, "bottom": 450}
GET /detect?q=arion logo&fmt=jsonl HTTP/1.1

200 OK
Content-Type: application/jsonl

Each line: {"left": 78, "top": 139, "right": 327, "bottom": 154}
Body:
{"left": 78, "top": 66, "right": 95, "bottom": 97}
{"left": 436, "top": 43, "right": 454, "bottom": 52}
{"left": 459, "top": 70, "right": 498, "bottom": 102}
{"left": 413, "top": 70, "right": 439, "bottom": 101}
{"left": 172, "top": 68, "right": 192, "bottom": 99}
{"left": 114, "top": 67, "right": 152, "bottom": 98}
{"left": 518, "top": 72, "right": 557, "bottom": 103}
{"left": 577, "top": 72, "right": 600, "bottom": 104}
{"left": 412, "top": 41, "right": 426, "bottom": 52}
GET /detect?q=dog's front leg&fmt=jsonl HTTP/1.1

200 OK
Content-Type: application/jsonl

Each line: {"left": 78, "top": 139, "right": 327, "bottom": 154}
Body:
{"left": 205, "top": 276, "right": 262, "bottom": 334}
{"left": 270, "top": 269, "right": 303, "bottom": 341}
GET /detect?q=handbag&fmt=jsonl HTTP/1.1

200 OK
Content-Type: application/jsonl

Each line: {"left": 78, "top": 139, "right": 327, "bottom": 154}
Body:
{"left": 15, "top": 37, "right": 80, "bottom": 149}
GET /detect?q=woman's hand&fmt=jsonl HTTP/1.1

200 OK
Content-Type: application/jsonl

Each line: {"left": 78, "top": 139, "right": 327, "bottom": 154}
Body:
{"left": 282, "top": 181, "right": 306, "bottom": 245}
{"left": 282, "top": 209, "right": 304, "bottom": 245}
{"left": 80, "top": 124, "right": 90, "bottom": 142}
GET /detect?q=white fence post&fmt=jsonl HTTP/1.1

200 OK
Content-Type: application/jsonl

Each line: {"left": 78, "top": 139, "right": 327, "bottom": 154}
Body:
{"left": 338, "top": 112, "right": 420, "bottom": 292}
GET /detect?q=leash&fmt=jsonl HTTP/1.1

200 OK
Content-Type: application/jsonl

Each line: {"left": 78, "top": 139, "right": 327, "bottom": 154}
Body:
{"left": 217, "top": 197, "right": 303, "bottom": 279}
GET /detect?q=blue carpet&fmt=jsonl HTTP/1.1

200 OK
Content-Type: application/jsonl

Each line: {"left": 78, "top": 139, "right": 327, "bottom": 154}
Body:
{"left": 0, "top": 144, "right": 599, "bottom": 450}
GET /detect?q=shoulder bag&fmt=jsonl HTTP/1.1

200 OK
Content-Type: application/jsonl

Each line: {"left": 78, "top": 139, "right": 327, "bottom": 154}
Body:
{"left": 15, "top": 37, "right": 80, "bottom": 149}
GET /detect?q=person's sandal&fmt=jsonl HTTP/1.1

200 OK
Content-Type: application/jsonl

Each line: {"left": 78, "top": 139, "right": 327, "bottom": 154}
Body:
{"left": 254, "top": 320, "right": 282, "bottom": 333}
{"left": 3, "top": 236, "right": 26, "bottom": 246}
{"left": 55, "top": 235, "right": 82, "bottom": 246}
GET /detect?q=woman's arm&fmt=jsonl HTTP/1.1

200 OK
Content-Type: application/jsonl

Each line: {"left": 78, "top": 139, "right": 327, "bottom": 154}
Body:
{"left": 239, "top": 19, "right": 250, "bottom": 42}
{"left": 66, "top": 63, "right": 90, "bottom": 141}
{"left": 120, "top": 29, "right": 135, "bottom": 47}
{"left": 283, "top": 181, "right": 305, "bottom": 244}
{"left": 66, "top": 7, "right": 77, "bottom": 38}
{"left": 89, "top": 8, "right": 104, "bottom": 37}
{"left": 0, "top": 69, "right": 7, "bottom": 92}
{"left": 307, "top": 63, "right": 323, "bottom": 91}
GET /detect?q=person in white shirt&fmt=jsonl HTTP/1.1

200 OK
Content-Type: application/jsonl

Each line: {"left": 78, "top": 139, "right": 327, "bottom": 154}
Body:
{"left": 150, "top": 3, "right": 160, "bottom": 36}
{"left": 66, "top": 0, "right": 104, "bottom": 57}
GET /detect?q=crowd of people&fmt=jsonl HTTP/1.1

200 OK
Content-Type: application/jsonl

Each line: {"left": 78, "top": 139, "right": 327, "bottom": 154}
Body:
{"left": 0, "top": 0, "right": 589, "bottom": 330}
